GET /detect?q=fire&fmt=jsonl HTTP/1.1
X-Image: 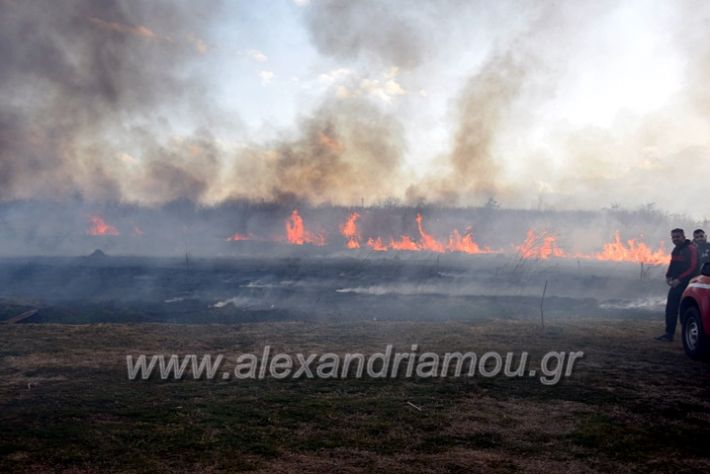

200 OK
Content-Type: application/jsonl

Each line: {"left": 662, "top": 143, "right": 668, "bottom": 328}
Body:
{"left": 594, "top": 231, "right": 668, "bottom": 265}
{"left": 84, "top": 210, "right": 673, "bottom": 265}
{"left": 87, "top": 215, "right": 119, "bottom": 236}
{"left": 390, "top": 235, "right": 420, "bottom": 251}
{"left": 415, "top": 213, "right": 445, "bottom": 253}
{"left": 226, "top": 232, "right": 252, "bottom": 242}
{"left": 447, "top": 228, "right": 487, "bottom": 254}
{"left": 367, "top": 237, "right": 387, "bottom": 251}
{"left": 356, "top": 213, "right": 490, "bottom": 254}
{"left": 340, "top": 212, "right": 361, "bottom": 249}
{"left": 517, "top": 229, "right": 566, "bottom": 259}
{"left": 285, "top": 209, "right": 326, "bottom": 246}
{"left": 286, "top": 209, "right": 305, "bottom": 244}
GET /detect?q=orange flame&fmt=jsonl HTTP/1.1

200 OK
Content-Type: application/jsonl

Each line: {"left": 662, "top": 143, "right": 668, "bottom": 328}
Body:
{"left": 415, "top": 213, "right": 445, "bottom": 253}
{"left": 367, "top": 237, "right": 387, "bottom": 251}
{"left": 285, "top": 209, "right": 326, "bottom": 246}
{"left": 594, "top": 231, "right": 668, "bottom": 265}
{"left": 340, "top": 212, "right": 361, "bottom": 249}
{"left": 360, "top": 214, "right": 491, "bottom": 254}
{"left": 286, "top": 209, "right": 306, "bottom": 244}
{"left": 447, "top": 228, "right": 488, "bottom": 254}
{"left": 226, "top": 232, "right": 252, "bottom": 242}
{"left": 389, "top": 235, "right": 420, "bottom": 251}
{"left": 82, "top": 212, "right": 672, "bottom": 265}
{"left": 87, "top": 215, "right": 119, "bottom": 236}
{"left": 517, "top": 229, "right": 566, "bottom": 259}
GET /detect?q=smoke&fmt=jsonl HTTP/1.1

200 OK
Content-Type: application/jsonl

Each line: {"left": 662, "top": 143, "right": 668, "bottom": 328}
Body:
{"left": 119, "top": 130, "right": 222, "bottom": 205}
{"left": 303, "top": 0, "right": 444, "bottom": 69}
{"left": 228, "top": 98, "right": 406, "bottom": 206}
{"left": 1, "top": 1, "right": 709, "bottom": 216}
{"left": 0, "top": 0, "right": 219, "bottom": 203}
{"left": 407, "top": 51, "right": 527, "bottom": 205}
{"left": 303, "top": 1, "right": 532, "bottom": 204}
{"left": 0, "top": 0, "right": 409, "bottom": 207}
{"left": 450, "top": 53, "right": 524, "bottom": 191}
{"left": 677, "top": 2, "right": 710, "bottom": 115}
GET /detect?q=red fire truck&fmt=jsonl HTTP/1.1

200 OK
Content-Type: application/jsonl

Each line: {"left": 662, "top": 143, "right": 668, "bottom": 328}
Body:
{"left": 680, "top": 262, "right": 710, "bottom": 359}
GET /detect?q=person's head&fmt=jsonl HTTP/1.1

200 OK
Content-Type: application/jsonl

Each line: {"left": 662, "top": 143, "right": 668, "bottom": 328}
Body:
{"left": 671, "top": 228, "right": 686, "bottom": 246}
{"left": 693, "top": 229, "right": 707, "bottom": 245}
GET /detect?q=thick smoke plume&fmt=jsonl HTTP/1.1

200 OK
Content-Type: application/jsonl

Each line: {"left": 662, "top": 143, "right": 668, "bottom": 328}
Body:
{"left": 0, "top": 0, "right": 218, "bottom": 203}
{"left": 228, "top": 99, "right": 406, "bottom": 206}
{"left": 449, "top": 53, "right": 524, "bottom": 195}
{"left": 407, "top": 52, "right": 527, "bottom": 205}
{"left": 1, "top": 1, "right": 709, "bottom": 216}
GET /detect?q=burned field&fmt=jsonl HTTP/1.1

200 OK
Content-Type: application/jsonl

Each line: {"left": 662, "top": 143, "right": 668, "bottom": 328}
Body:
{"left": 0, "top": 253, "right": 668, "bottom": 324}
{"left": 1, "top": 255, "right": 709, "bottom": 472}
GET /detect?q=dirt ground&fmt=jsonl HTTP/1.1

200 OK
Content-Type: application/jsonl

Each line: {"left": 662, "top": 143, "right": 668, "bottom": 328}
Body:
{"left": 1, "top": 316, "right": 709, "bottom": 473}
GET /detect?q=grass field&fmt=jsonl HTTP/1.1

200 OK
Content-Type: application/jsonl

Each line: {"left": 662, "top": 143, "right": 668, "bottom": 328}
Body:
{"left": 2, "top": 315, "right": 709, "bottom": 473}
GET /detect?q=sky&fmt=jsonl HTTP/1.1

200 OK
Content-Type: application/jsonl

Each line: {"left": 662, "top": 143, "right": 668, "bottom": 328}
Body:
{"left": 1, "top": 0, "right": 709, "bottom": 217}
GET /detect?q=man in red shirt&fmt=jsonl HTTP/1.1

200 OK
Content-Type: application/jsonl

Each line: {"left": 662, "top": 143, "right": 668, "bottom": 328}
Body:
{"left": 656, "top": 228, "right": 698, "bottom": 341}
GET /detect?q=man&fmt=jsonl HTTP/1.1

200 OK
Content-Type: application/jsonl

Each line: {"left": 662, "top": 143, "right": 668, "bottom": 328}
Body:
{"left": 693, "top": 229, "right": 710, "bottom": 273}
{"left": 656, "top": 228, "right": 698, "bottom": 341}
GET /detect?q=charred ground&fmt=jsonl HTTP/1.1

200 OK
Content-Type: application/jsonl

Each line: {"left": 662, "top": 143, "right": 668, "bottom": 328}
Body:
{"left": 0, "top": 254, "right": 667, "bottom": 324}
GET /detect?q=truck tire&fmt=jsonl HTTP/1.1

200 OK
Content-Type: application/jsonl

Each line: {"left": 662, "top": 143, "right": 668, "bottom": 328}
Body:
{"left": 682, "top": 306, "right": 709, "bottom": 360}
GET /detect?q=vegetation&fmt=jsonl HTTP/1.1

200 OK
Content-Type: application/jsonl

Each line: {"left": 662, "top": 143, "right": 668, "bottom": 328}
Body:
{"left": 2, "top": 316, "right": 709, "bottom": 472}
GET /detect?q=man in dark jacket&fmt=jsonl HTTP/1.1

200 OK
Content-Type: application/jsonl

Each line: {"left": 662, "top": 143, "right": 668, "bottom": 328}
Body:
{"left": 693, "top": 229, "right": 710, "bottom": 273}
{"left": 656, "top": 228, "right": 698, "bottom": 341}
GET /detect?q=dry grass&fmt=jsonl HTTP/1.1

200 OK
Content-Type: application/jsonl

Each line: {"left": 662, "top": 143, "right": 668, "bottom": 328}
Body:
{"left": 1, "top": 317, "right": 709, "bottom": 473}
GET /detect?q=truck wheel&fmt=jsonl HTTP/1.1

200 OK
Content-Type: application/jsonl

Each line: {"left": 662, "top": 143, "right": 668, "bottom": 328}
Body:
{"left": 682, "top": 306, "right": 709, "bottom": 360}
